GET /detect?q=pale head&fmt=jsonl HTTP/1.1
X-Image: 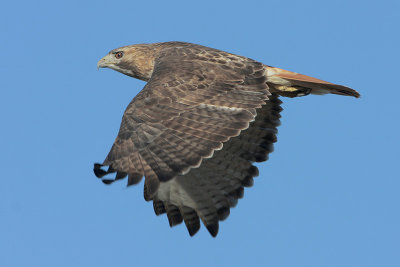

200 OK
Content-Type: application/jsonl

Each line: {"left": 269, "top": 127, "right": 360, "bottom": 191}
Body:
{"left": 97, "top": 44, "right": 158, "bottom": 81}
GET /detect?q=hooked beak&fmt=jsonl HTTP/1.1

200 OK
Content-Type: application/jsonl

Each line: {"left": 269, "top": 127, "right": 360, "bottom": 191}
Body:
{"left": 97, "top": 55, "right": 115, "bottom": 70}
{"left": 97, "top": 57, "right": 107, "bottom": 70}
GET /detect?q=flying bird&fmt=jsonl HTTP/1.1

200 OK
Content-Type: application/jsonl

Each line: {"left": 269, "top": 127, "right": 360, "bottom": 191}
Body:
{"left": 95, "top": 41, "right": 359, "bottom": 237}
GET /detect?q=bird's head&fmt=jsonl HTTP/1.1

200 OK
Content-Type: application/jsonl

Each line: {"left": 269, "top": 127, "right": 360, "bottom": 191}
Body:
{"left": 97, "top": 44, "right": 157, "bottom": 81}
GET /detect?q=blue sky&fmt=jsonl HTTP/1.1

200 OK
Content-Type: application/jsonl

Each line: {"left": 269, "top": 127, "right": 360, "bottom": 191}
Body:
{"left": 1, "top": 0, "right": 399, "bottom": 266}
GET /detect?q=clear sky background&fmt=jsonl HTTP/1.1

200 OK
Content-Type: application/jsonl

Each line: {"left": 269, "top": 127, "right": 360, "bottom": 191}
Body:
{"left": 1, "top": 0, "right": 399, "bottom": 266}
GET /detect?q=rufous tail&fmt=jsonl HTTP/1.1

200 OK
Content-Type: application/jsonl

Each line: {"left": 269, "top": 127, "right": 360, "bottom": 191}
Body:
{"left": 265, "top": 66, "right": 360, "bottom": 98}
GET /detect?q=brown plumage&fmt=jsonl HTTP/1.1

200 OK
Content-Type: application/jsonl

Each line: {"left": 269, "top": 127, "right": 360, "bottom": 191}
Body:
{"left": 95, "top": 41, "right": 359, "bottom": 237}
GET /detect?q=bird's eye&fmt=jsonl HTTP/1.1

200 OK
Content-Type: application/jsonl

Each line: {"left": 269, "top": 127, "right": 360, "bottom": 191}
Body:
{"left": 115, "top": 51, "right": 124, "bottom": 59}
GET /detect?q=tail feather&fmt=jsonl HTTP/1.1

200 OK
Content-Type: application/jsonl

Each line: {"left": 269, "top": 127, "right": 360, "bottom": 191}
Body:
{"left": 266, "top": 66, "right": 360, "bottom": 98}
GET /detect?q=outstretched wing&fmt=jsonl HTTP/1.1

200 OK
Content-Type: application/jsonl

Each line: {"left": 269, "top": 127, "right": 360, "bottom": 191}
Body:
{"left": 152, "top": 94, "right": 282, "bottom": 236}
{"left": 94, "top": 45, "right": 271, "bottom": 200}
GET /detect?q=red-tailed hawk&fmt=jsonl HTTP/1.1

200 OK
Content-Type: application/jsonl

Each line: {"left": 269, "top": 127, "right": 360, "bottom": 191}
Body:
{"left": 95, "top": 42, "right": 359, "bottom": 237}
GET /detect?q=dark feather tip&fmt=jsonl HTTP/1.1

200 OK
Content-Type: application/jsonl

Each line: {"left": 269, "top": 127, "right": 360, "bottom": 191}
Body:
{"left": 187, "top": 224, "right": 200, "bottom": 237}
{"left": 153, "top": 201, "right": 166, "bottom": 215}
{"left": 254, "top": 153, "right": 268, "bottom": 162}
{"left": 241, "top": 176, "right": 254, "bottom": 187}
{"left": 143, "top": 184, "right": 152, "bottom": 201}
{"left": 101, "top": 179, "right": 114, "bottom": 185}
{"left": 93, "top": 164, "right": 108, "bottom": 178}
{"left": 248, "top": 166, "right": 259, "bottom": 177}
{"left": 167, "top": 214, "right": 183, "bottom": 227}
{"left": 94, "top": 163, "right": 103, "bottom": 168}
{"left": 217, "top": 207, "right": 230, "bottom": 221}
{"left": 235, "top": 187, "right": 244, "bottom": 199}
{"left": 206, "top": 223, "right": 219, "bottom": 237}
